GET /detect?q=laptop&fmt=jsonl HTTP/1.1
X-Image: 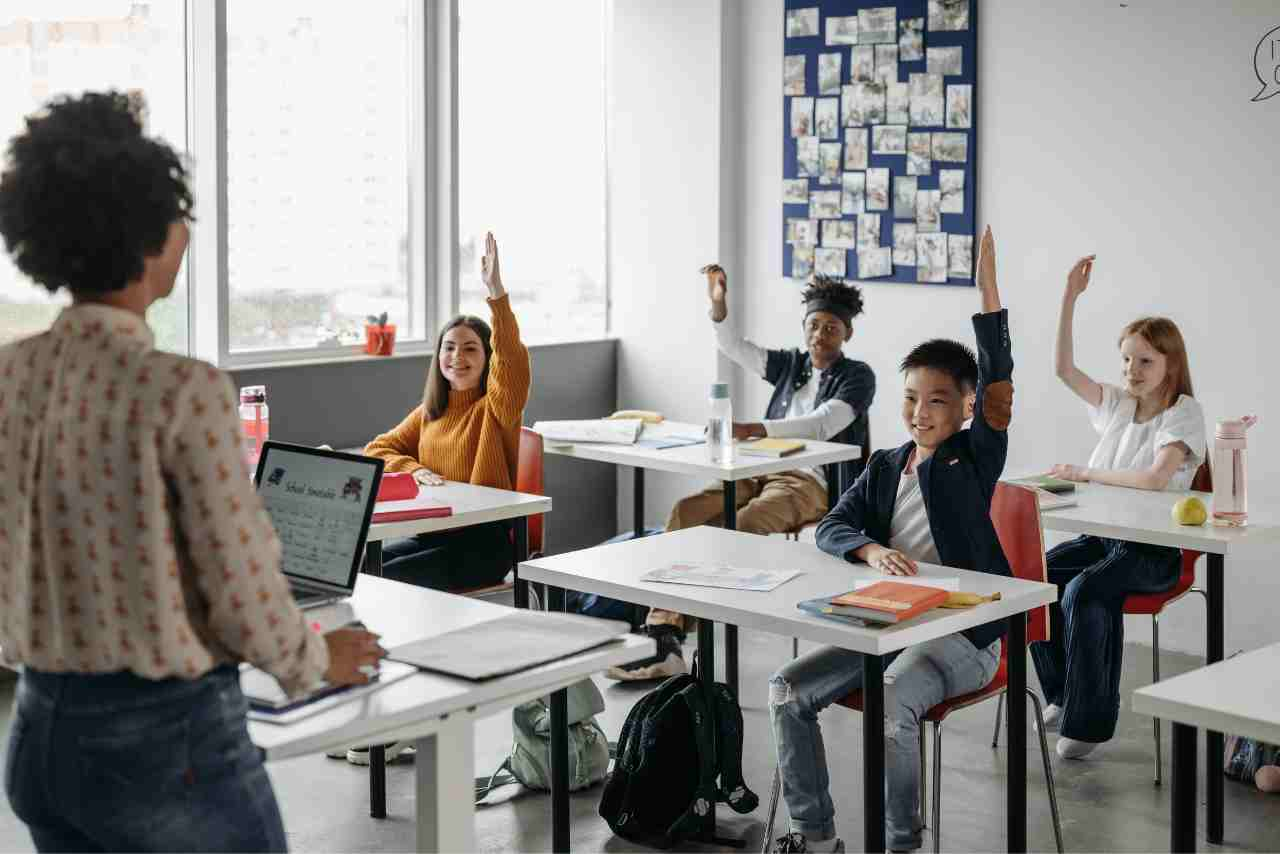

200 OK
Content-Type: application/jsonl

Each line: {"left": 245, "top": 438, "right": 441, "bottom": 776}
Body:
{"left": 253, "top": 441, "right": 384, "bottom": 609}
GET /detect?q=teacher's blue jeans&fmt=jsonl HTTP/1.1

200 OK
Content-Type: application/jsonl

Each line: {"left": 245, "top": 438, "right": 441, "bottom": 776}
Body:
{"left": 5, "top": 665, "right": 287, "bottom": 852}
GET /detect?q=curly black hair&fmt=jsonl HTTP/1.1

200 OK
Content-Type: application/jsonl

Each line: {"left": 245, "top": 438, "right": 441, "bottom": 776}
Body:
{"left": 0, "top": 90, "right": 193, "bottom": 295}
{"left": 900, "top": 339, "right": 979, "bottom": 393}
{"left": 800, "top": 274, "right": 865, "bottom": 321}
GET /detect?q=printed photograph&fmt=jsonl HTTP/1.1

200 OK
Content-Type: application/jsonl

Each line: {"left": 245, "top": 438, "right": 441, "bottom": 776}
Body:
{"left": 886, "top": 81, "right": 910, "bottom": 124}
{"left": 826, "top": 15, "right": 859, "bottom": 46}
{"left": 810, "top": 189, "right": 843, "bottom": 219}
{"left": 790, "top": 97, "right": 814, "bottom": 138}
{"left": 872, "top": 124, "right": 907, "bottom": 155}
{"left": 858, "top": 6, "right": 897, "bottom": 44}
{"left": 893, "top": 222, "right": 918, "bottom": 266}
{"left": 865, "top": 167, "right": 890, "bottom": 211}
{"left": 858, "top": 246, "right": 893, "bottom": 279}
{"left": 928, "top": 0, "right": 970, "bottom": 32}
{"left": 899, "top": 17, "right": 924, "bottom": 61}
{"left": 893, "top": 175, "right": 918, "bottom": 219}
{"left": 844, "top": 126, "right": 869, "bottom": 169}
{"left": 850, "top": 45, "right": 876, "bottom": 83}
{"left": 796, "top": 136, "right": 820, "bottom": 177}
{"left": 787, "top": 217, "right": 819, "bottom": 246}
{"left": 909, "top": 72, "right": 945, "bottom": 126}
{"left": 857, "top": 212, "right": 882, "bottom": 249}
{"left": 916, "top": 232, "right": 949, "bottom": 282}
{"left": 792, "top": 244, "right": 815, "bottom": 279}
{"left": 787, "top": 7, "right": 819, "bottom": 39}
{"left": 823, "top": 219, "right": 857, "bottom": 249}
{"left": 927, "top": 46, "right": 964, "bottom": 77}
{"left": 907, "top": 132, "right": 932, "bottom": 176}
{"left": 819, "top": 142, "right": 843, "bottom": 183}
{"left": 949, "top": 233, "right": 974, "bottom": 277}
{"left": 931, "top": 132, "right": 968, "bottom": 162}
{"left": 939, "top": 169, "right": 965, "bottom": 213}
{"left": 819, "top": 52, "right": 843, "bottom": 95}
{"left": 815, "top": 247, "right": 848, "bottom": 277}
{"left": 946, "top": 84, "right": 972, "bottom": 129}
{"left": 841, "top": 170, "right": 866, "bottom": 214}
{"left": 849, "top": 82, "right": 887, "bottom": 126}
{"left": 783, "top": 179, "right": 810, "bottom": 205}
{"left": 874, "top": 44, "right": 899, "bottom": 85}
{"left": 784, "top": 55, "right": 807, "bottom": 96}
{"left": 916, "top": 188, "right": 941, "bottom": 232}
{"left": 816, "top": 98, "right": 840, "bottom": 139}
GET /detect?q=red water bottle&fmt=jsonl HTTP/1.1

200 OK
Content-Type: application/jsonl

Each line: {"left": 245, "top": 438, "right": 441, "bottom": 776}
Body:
{"left": 239, "top": 385, "right": 269, "bottom": 472}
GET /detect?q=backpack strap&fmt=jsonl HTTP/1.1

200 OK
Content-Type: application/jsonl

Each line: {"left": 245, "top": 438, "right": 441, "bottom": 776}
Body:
{"left": 617, "top": 675, "right": 691, "bottom": 773}
{"left": 709, "top": 682, "right": 759, "bottom": 813}
{"left": 660, "top": 682, "right": 722, "bottom": 846}
{"left": 474, "top": 758, "right": 519, "bottom": 803}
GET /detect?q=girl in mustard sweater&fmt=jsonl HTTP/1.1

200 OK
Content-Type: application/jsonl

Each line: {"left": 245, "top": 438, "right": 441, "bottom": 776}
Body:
{"left": 364, "top": 232, "right": 530, "bottom": 591}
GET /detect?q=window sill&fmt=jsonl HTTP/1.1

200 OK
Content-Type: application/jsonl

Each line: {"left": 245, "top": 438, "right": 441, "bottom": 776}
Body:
{"left": 220, "top": 336, "right": 616, "bottom": 372}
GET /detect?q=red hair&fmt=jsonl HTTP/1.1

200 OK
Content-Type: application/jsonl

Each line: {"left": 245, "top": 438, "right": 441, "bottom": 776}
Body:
{"left": 1119, "top": 317, "right": 1193, "bottom": 408}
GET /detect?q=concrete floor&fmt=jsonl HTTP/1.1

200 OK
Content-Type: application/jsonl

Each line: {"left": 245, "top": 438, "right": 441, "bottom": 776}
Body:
{"left": 1, "top": 630, "right": 1278, "bottom": 853}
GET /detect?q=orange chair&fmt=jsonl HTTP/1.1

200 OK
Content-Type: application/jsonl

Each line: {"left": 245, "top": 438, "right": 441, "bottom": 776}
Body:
{"left": 763, "top": 483, "right": 1063, "bottom": 853}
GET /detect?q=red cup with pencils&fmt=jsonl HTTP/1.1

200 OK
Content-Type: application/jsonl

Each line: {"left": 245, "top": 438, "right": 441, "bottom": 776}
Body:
{"left": 364, "top": 313, "right": 396, "bottom": 356}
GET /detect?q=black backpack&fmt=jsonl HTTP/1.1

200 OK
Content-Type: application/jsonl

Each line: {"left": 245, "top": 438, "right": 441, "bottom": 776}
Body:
{"left": 598, "top": 671, "right": 759, "bottom": 849}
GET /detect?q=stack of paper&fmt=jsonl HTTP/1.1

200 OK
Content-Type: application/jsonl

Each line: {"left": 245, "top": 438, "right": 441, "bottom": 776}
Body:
{"left": 532, "top": 419, "right": 643, "bottom": 445}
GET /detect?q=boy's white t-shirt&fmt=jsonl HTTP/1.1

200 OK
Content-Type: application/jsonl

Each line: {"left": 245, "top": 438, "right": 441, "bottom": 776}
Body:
{"left": 1086, "top": 383, "right": 1208, "bottom": 491}
{"left": 888, "top": 470, "right": 940, "bottom": 564}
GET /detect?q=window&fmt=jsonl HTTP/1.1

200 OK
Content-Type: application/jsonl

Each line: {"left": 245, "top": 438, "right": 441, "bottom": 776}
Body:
{"left": 0, "top": 1, "right": 188, "bottom": 352}
{"left": 457, "top": 0, "right": 607, "bottom": 344}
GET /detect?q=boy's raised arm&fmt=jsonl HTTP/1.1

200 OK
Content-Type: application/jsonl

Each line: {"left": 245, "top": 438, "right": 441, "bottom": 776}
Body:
{"left": 968, "top": 227, "right": 1014, "bottom": 486}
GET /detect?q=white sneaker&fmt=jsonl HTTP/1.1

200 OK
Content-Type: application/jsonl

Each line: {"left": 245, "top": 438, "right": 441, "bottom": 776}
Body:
{"left": 325, "top": 747, "right": 349, "bottom": 759}
{"left": 1056, "top": 736, "right": 1097, "bottom": 759}
{"left": 346, "top": 742, "right": 417, "bottom": 765}
{"left": 1036, "top": 704, "right": 1063, "bottom": 733}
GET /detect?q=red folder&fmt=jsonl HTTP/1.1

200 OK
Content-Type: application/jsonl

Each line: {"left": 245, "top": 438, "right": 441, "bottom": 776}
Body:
{"left": 376, "top": 472, "right": 419, "bottom": 502}
{"left": 372, "top": 495, "right": 453, "bottom": 524}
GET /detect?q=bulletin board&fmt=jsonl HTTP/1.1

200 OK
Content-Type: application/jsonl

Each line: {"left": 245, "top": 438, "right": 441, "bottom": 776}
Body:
{"left": 782, "top": 0, "right": 978, "bottom": 287}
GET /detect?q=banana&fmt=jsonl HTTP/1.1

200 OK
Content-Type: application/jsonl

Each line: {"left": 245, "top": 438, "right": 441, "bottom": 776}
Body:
{"left": 939, "top": 591, "right": 1002, "bottom": 609}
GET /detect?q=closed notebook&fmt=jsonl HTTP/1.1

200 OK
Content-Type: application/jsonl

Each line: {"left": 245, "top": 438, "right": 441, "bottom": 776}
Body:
{"left": 827, "top": 581, "right": 950, "bottom": 624}
{"left": 1007, "top": 474, "right": 1076, "bottom": 494}
{"left": 372, "top": 492, "right": 452, "bottom": 523}
{"left": 739, "top": 438, "right": 806, "bottom": 458}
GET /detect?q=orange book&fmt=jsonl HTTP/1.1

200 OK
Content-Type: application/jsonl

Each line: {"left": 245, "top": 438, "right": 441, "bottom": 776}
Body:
{"left": 828, "top": 581, "right": 950, "bottom": 625}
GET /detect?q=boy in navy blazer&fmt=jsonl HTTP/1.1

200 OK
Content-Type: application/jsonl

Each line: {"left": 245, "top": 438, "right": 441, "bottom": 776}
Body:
{"left": 767, "top": 227, "right": 1013, "bottom": 854}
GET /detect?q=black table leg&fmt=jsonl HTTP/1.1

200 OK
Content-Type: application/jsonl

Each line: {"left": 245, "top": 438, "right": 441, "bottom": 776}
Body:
{"left": 633, "top": 467, "right": 645, "bottom": 537}
{"left": 513, "top": 516, "right": 529, "bottom": 609}
{"left": 363, "top": 540, "right": 383, "bottom": 577}
{"left": 1172, "top": 722, "right": 1198, "bottom": 852}
{"left": 862, "top": 653, "right": 886, "bottom": 853}
{"left": 1206, "top": 553, "right": 1224, "bottom": 844}
{"left": 722, "top": 479, "right": 739, "bottom": 697}
{"left": 547, "top": 585, "right": 570, "bottom": 853}
{"left": 1007, "top": 614, "right": 1027, "bottom": 853}
{"left": 370, "top": 744, "right": 386, "bottom": 818}
{"left": 697, "top": 618, "right": 718, "bottom": 832}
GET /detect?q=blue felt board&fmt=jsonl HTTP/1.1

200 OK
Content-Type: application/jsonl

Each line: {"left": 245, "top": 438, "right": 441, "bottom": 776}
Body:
{"left": 782, "top": 0, "right": 978, "bottom": 287}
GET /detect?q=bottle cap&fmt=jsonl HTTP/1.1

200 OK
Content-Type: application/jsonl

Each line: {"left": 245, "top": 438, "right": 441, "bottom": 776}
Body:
{"left": 240, "top": 385, "right": 267, "bottom": 404}
{"left": 710, "top": 383, "right": 730, "bottom": 400}
{"left": 1216, "top": 419, "right": 1247, "bottom": 440}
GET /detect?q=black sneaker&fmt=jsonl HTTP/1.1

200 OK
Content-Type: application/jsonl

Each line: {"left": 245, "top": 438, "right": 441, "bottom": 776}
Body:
{"left": 771, "top": 832, "right": 845, "bottom": 853}
{"left": 606, "top": 623, "right": 687, "bottom": 681}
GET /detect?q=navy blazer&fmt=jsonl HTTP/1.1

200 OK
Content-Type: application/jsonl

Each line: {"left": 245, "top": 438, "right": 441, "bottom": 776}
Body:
{"left": 815, "top": 310, "right": 1013, "bottom": 651}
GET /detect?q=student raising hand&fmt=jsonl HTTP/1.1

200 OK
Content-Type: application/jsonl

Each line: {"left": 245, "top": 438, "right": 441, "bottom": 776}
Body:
{"left": 1065, "top": 254, "right": 1095, "bottom": 301}
{"left": 480, "top": 231, "right": 505, "bottom": 299}
{"left": 976, "top": 225, "right": 1001, "bottom": 313}
{"left": 701, "top": 263, "right": 728, "bottom": 322}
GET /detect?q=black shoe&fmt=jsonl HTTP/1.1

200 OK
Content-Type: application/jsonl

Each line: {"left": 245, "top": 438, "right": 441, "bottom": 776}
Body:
{"left": 606, "top": 624, "right": 687, "bottom": 681}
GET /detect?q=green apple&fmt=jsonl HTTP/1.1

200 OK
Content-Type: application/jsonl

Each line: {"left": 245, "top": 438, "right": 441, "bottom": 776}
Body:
{"left": 1171, "top": 496, "right": 1208, "bottom": 526}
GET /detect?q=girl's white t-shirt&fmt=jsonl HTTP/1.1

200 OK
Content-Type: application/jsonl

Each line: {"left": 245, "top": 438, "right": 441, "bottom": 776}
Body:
{"left": 1086, "top": 383, "right": 1208, "bottom": 491}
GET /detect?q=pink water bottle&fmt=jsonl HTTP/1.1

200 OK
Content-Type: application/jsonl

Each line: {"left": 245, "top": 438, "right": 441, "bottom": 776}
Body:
{"left": 239, "top": 385, "right": 270, "bottom": 471}
{"left": 1211, "top": 416, "right": 1256, "bottom": 527}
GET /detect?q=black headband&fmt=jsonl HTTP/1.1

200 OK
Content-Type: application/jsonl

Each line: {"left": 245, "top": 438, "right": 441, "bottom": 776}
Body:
{"left": 804, "top": 299, "right": 854, "bottom": 329}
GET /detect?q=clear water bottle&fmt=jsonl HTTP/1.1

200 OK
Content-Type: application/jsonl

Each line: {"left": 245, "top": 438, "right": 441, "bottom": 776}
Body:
{"left": 1211, "top": 417, "right": 1254, "bottom": 527}
{"left": 707, "top": 382, "right": 734, "bottom": 465}
{"left": 239, "top": 385, "right": 270, "bottom": 473}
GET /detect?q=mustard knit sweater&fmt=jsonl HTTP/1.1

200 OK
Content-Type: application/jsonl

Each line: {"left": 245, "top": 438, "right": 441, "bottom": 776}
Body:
{"left": 364, "top": 295, "right": 530, "bottom": 490}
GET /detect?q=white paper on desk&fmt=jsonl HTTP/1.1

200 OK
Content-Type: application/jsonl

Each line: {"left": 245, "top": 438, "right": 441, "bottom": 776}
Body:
{"left": 641, "top": 562, "right": 803, "bottom": 592}
{"left": 853, "top": 576, "right": 959, "bottom": 591}
{"left": 532, "top": 419, "right": 642, "bottom": 445}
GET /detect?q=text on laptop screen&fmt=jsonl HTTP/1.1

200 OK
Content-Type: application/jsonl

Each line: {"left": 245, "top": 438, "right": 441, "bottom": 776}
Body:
{"left": 257, "top": 447, "right": 378, "bottom": 586}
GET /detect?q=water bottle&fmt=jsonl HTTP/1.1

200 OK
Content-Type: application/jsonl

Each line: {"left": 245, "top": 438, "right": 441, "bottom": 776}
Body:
{"left": 1211, "top": 417, "right": 1252, "bottom": 527}
{"left": 707, "top": 382, "right": 734, "bottom": 465}
{"left": 239, "top": 385, "right": 270, "bottom": 472}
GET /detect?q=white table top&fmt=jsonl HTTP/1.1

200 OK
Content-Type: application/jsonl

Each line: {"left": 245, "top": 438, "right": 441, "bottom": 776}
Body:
{"left": 542, "top": 421, "right": 861, "bottom": 480}
{"left": 518, "top": 526, "right": 1056, "bottom": 657}
{"left": 249, "top": 576, "right": 651, "bottom": 760}
{"left": 366, "top": 481, "right": 551, "bottom": 542}
{"left": 1132, "top": 642, "right": 1280, "bottom": 746}
{"left": 1030, "top": 481, "right": 1280, "bottom": 555}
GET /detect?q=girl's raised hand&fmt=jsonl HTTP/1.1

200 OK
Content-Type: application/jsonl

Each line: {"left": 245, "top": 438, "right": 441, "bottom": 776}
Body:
{"left": 480, "top": 232, "right": 504, "bottom": 298}
{"left": 1065, "top": 255, "right": 1095, "bottom": 300}
{"left": 701, "top": 263, "right": 728, "bottom": 322}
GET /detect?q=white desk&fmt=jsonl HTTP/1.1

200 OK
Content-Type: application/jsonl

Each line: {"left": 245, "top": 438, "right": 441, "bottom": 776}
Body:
{"left": 1035, "top": 481, "right": 1280, "bottom": 845}
{"left": 542, "top": 422, "right": 862, "bottom": 693}
{"left": 519, "top": 526, "right": 1056, "bottom": 853}
{"left": 251, "top": 575, "right": 651, "bottom": 853}
{"left": 1132, "top": 642, "right": 1280, "bottom": 852}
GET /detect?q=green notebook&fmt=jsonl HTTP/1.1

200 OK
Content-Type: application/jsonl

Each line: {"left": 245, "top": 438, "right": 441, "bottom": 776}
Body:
{"left": 1007, "top": 474, "right": 1077, "bottom": 494}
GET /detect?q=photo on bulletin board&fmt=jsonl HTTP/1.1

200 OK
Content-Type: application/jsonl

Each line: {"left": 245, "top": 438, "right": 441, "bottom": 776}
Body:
{"left": 782, "top": 0, "right": 978, "bottom": 288}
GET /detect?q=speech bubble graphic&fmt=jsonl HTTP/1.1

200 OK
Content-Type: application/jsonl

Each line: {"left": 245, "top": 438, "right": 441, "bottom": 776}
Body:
{"left": 1253, "top": 25, "right": 1280, "bottom": 102}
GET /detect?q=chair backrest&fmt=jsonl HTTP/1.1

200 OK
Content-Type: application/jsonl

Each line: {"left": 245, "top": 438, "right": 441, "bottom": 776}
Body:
{"left": 1191, "top": 459, "right": 1212, "bottom": 493}
{"left": 990, "top": 482, "right": 1050, "bottom": 644}
{"left": 517, "top": 427, "right": 545, "bottom": 557}
{"left": 826, "top": 412, "right": 872, "bottom": 495}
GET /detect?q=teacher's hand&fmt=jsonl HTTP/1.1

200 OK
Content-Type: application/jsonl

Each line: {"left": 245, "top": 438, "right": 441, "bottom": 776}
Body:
{"left": 323, "top": 627, "right": 386, "bottom": 685}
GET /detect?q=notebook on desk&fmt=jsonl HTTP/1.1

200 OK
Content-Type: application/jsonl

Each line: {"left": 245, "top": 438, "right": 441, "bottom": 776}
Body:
{"left": 241, "top": 660, "right": 418, "bottom": 724}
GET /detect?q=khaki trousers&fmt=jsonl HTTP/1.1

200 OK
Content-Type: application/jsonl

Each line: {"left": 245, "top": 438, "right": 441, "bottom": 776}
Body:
{"left": 648, "top": 471, "right": 829, "bottom": 630}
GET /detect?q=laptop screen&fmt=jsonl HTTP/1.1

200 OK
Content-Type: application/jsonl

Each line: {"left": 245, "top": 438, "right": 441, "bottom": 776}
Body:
{"left": 254, "top": 442, "right": 385, "bottom": 592}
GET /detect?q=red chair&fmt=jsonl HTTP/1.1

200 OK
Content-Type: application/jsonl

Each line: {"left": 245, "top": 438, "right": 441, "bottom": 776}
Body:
{"left": 764, "top": 483, "right": 1063, "bottom": 853}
